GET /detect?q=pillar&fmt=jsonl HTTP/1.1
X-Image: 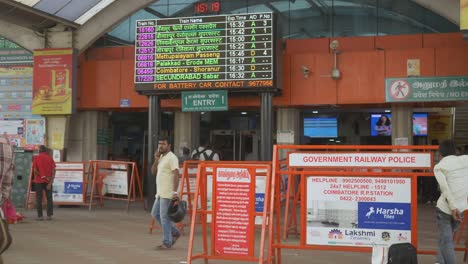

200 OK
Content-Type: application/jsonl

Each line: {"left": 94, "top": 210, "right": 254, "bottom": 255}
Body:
{"left": 174, "top": 111, "right": 200, "bottom": 156}
{"left": 146, "top": 95, "right": 160, "bottom": 207}
{"left": 391, "top": 105, "right": 413, "bottom": 145}
{"left": 260, "top": 92, "right": 273, "bottom": 161}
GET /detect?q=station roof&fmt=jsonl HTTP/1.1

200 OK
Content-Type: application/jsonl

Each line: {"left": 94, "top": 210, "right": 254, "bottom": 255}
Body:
{"left": 8, "top": 0, "right": 116, "bottom": 26}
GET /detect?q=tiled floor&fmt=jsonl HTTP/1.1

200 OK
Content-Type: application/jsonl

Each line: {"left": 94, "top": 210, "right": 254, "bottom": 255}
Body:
{"left": 2, "top": 203, "right": 466, "bottom": 264}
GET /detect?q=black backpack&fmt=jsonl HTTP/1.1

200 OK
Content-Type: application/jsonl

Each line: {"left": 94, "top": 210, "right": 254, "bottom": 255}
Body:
{"left": 191, "top": 148, "right": 207, "bottom": 160}
{"left": 387, "top": 243, "right": 418, "bottom": 264}
{"left": 202, "top": 151, "right": 217, "bottom": 161}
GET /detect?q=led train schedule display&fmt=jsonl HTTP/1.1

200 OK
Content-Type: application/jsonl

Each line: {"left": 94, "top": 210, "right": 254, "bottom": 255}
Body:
{"left": 134, "top": 12, "right": 277, "bottom": 93}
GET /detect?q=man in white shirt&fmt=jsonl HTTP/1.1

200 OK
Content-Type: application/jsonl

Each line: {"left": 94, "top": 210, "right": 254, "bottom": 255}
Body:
{"left": 150, "top": 136, "right": 180, "bottom": 250}
{"left": 191, "top": 139, "right": 220, "bottom": 161}
{"left": 433, "top": 140, "right": 468, "bottom": 264}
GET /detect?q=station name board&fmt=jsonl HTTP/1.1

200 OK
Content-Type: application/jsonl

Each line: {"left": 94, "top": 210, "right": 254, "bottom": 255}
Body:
{"left": 134, "top": 12, "right": 277, "bottom": 93}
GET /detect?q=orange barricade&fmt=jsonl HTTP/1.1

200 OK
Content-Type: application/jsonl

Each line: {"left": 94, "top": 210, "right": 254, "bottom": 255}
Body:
{"left": 26, "top": 162, "right": 89, "bottom": 208}
{"left": 88, "top": 160, "right": 144, "bottom": 212}
{"left": 187, "top": 162, "right": 272, "bottom": 264}
{"left": 269, "top": 144, "right": 467, "bottom": 264}
{"left": 150, "top": 160, "right": 272, "bottom": 235}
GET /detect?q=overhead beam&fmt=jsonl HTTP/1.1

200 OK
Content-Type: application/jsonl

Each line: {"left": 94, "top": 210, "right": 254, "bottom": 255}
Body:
{"left": 0, "top": 17, "right": 43, "bottom": 51}
{"left": 144, "top": 7, "right": 167, "bottom": 18}
{"left": 0, "top": 0, "right": 79, "bottom": 29}
{"left": 75, "top": 0, "right": 159, "bottom": 53}
{"left": 411, "top": 0, "right": 459, "bottom": 25}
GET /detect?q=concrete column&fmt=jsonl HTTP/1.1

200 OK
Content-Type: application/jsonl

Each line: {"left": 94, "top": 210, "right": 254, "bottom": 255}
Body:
{"left": 174, "top": 111, "right": 199, "bottom": 156}
{"left": 146, "top": 95, "right": 160, "bottom": 207}
{"left": 276, "top": 108, "right": 300, "bottom": 144}
{"left": 391, "top": 105, "right": 413, "bottom": 145}
{"left": 260, "top": 93, "right": 273, "bottom": 161}
{"left": 67, "top": 111, "right": 108, "bottom": 161}
{"left": 276, "top": 108, "right": 300, "bottom": 159}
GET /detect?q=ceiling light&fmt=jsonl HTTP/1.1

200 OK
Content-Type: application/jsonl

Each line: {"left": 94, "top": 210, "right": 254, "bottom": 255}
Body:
{"left": 385, "top": 109, "right": 391, "bottom": 113}
{"left": 312, "top": 111, "right": 318, "bottom": 114}
{"left": 241, "top": 112, "right": 247, "bottom": 115}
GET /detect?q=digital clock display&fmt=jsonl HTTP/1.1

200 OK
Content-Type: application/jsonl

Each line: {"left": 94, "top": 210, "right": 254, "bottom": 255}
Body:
{"left": 194, "top": 1, "right": 221, "bottom": 15}
{"left": 134, "top": 12, "right": 277, "bottom": 92}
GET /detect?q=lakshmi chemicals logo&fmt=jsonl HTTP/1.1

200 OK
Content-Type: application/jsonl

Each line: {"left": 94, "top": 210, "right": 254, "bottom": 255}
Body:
{"left": 328, "top": 229, "right": 343, "bottom": 239}
{"left": 358, "top": 202, "right": 411, "bottom": 230}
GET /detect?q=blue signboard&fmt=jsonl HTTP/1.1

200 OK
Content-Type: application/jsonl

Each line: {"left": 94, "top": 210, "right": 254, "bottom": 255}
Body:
{"left": 255, "top": 193, "right": 264, "bottom": 213}
{"left": 64, "top": 182, "right": 83, "bottom": 194}
{"left": 120, "top": 99, "right": 130, "bottom": 107}
{"left": 358, "top": 202, "right": 411, "bottom": 230}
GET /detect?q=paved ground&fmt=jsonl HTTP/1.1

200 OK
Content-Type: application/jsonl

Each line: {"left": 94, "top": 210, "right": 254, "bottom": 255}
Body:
{"left": 2, "top": 203, "right": 466, "bottom": 264}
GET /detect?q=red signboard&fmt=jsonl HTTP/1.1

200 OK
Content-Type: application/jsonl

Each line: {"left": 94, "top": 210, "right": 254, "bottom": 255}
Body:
{"left": 214, "top": 167, "right": 254, "bottom": 256}
{"left": 32, "top": 48, "right": 75, "bottom": 115}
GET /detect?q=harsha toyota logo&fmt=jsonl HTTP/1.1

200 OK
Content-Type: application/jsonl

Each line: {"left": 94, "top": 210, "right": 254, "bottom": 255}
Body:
{"left": 328, "top": 229, "right": 343, "bottom": 239}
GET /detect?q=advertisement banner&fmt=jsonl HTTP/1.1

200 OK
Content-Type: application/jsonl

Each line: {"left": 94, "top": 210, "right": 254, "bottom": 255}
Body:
{"left": 102, "top": 169, "right": 128, "bottom": 195}
{"left": 0, "top": 65, "right": 34, "bottom": 118}
{"left": 306, "top": 176, "right": 411, "bottom": 247}
{"left": 24, "top": 118, "right": 46, "bottom": 147}
{"left": 52, "top": 163, "right": 85, "bottom": 203}
{"left": 462, "top": 0, "right": 468, "bottom": 31}
{"left": 32, "top": 48, "right": 75, "bottom": 115}
{"left": 214, "top": 168, "right": 253, "bottom": 257}
{"left": 385, "top": 76, "right": 468, "bottom": 102}
{"left": 289, "top": 152, "right": 431, "bottom": 168}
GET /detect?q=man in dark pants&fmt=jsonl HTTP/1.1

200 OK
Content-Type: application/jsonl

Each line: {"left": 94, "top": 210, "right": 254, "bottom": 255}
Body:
{"left": 32, "top": 145, "right": 56, "bottom": 221}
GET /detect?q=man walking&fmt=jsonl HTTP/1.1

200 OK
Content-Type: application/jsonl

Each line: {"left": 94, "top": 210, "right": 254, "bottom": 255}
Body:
{"left": 32, "top": 145, "right": 56, "bottom": 220}
{"left": 433, "top": 140, "right": 468, "bottom": 264}
{"left": 151, "top": 136, "right": 181, "bottom": 249}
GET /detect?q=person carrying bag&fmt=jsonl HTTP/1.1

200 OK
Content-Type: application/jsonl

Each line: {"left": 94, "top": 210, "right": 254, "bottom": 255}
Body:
{"left": 0, "top": 133, "right": 15, "bottom": 260}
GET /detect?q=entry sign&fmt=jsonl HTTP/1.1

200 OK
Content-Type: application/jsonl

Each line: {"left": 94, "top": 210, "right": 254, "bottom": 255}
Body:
{"left": 182, "top": 90, "right": 228, "bottom": 112}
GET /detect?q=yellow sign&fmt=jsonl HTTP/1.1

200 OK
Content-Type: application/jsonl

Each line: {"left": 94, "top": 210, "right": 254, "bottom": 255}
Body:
{"left": 462, "top": 0, "right": 468, "bottom": 30}
{"left": 428, "top": 114, "right": 452, "bottom": 143}
{"left": 51, "top": 132, "right": 64, "bottom": 150}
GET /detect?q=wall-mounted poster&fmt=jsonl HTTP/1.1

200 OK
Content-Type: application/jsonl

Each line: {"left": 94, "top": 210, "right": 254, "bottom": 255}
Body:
{"left": 32, "top": 48, "right": 76, "bottom": 115}
{"left": 24, "top": 118, "right": 46, "bottom": 147}
{"left": 0, "top": 65, "right": 34, "bottom": 118}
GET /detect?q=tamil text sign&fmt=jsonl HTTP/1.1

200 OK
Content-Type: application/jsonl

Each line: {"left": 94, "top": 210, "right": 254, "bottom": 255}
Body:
{"left": 385, "top": 77, "right": 468, "bottom": 102}
{"left": 182, "top": 90, "right": 228, "bottom": 112}
{"left": 214, "top": 168, "right": 253, "bottom": 256}
{"left": 289, "top": 152, "right": 432, "bottom": 168}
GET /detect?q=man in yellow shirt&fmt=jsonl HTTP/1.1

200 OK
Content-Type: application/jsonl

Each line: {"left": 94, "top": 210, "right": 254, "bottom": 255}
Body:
{"left": 151, "top": 136, "right": 181, "bottom": 250}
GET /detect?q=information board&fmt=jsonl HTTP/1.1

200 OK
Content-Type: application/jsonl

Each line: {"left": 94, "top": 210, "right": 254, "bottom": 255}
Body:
{"left": 52, "top": 163, "right": 85, "bottom": 204}
{"left": 306, "top": 176, "right": 412, "bottom": 247}
{"left": 214, "top": 168, "right": 254, "bottom": 256}
{"left": 134, "top": 12, "right": 278, "bottom": 93}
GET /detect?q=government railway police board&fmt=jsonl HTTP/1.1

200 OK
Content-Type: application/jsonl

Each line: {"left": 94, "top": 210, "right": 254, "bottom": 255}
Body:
{"left": 134, "top": 12, "right": 279, "bottom": 94}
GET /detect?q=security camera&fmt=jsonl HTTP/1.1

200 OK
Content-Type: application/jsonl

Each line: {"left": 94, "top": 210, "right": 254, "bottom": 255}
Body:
{"left": 330, "top": 40, "right": 339, "bottom": 50}
{"left": 301, "top": 65, "right": 310, "bottom": 78}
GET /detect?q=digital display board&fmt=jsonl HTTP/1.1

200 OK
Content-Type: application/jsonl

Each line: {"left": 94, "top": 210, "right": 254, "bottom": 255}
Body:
{"left": 134, "top": 12, "right": 277, "bottom": 93}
